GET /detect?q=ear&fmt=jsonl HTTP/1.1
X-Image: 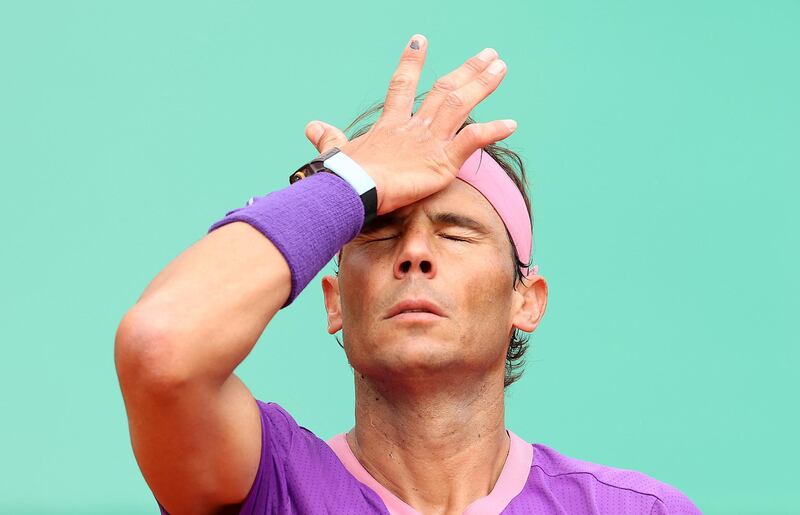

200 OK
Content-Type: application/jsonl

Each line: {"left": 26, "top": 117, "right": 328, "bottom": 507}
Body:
{"left": 321, "top": 274, "right": 343, "bottom": 334}
{"left": 510, "top": 274, "right": 548, "bottom": 333}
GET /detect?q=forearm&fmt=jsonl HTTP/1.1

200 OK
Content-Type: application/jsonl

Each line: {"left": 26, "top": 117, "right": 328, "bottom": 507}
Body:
{"left": 120, "top": 221, "right": 291, "bottom": 386}
{"left": 116, "top": 171, "right": 365, "bottom": 388}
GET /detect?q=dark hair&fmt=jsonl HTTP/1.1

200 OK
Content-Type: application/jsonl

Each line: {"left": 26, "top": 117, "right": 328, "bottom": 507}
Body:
{"left": 332, "top": 91, "right": 535, "bottom": 388}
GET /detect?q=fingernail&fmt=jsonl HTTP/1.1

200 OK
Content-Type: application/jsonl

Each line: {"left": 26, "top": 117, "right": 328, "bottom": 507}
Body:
{"left": 502, "top": 119, "right": 517, "bottom": 131}
{"left": 488, "top": 59, "right": 506, "bottom": 74}
{"left": 477, "top": 48, "right": 498, "bottom": 61}
{"left": 409, "top": 34, "right": 426, "bottom": 50}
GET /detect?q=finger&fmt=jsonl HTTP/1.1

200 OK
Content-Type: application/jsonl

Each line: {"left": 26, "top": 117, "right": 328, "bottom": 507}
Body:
{"left": 429, "top": 58, "right": 507, "bottom": 141}
{"left": 445, "top": 119, "right": 517, "bottom": 167}
{"left": 381, "top": 34, "right": 428, "bottom": 123}
{"left": 305, "top": 120, "right": 348, "bottom": 153}
{"left": 413, "top": 47, "right": 498, "bottom": 122}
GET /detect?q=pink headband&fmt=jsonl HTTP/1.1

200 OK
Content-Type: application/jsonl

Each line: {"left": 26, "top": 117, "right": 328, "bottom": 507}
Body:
{"left": 456, "top": 149, "right": 537, "bottom": 277}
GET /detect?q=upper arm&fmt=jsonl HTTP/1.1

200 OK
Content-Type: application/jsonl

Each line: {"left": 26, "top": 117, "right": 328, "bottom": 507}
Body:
{"left": 116, "top": 325, "right": 263, "bottom": 515}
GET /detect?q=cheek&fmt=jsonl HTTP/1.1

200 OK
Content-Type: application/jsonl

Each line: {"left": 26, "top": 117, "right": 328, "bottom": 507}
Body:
{"left": 339, "top": 256, "right": 383, "bottom": 326}
{"left": 460, "top": 267, "right": 515, "bottom": 335}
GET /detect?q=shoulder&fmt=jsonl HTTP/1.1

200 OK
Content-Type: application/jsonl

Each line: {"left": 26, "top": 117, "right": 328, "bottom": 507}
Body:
{"left": 245, "top": 399, "right": 388, "bottom": 513}
{"left": 253, "top": 399, "right": 372, "bottom": 478}
{"left": 529, "top": 443, "right": 702, "bottom": 514}
{"left": 253, "top": 399, "right": 330, "bottom": 456}
{"left": 256, "top": 399, "right": 299, "bottom": 431}
{"left": 253, "top": 399, "right": 300, "bottom": 455}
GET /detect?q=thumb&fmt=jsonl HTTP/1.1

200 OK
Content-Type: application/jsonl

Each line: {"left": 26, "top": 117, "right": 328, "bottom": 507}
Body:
{"left": 305, "top": 120, "right": 349, "bottom": 153}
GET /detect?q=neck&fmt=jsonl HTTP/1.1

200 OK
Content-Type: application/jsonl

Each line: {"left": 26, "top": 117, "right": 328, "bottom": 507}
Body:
{"left": 348, "top": 371, "right": 508, "bottom": 515}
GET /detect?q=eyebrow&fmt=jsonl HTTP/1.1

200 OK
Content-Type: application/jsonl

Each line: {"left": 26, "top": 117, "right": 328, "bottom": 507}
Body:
{"left": 360, "top": 211, "right": 492, "bottom": 235}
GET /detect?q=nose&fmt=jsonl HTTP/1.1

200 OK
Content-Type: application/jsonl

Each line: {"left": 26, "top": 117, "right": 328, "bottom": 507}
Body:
{"left": 394, "top": 229, "right": 437, "bottom": 279}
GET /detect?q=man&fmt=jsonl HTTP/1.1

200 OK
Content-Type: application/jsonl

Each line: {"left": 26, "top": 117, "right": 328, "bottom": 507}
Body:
{"left": 115, "top": 35, "right": 701, "bottom": 514}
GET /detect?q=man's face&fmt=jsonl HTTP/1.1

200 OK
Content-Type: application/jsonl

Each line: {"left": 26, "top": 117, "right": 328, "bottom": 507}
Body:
{"left": 322, "top": 180, "right": 534, "bottom": 385}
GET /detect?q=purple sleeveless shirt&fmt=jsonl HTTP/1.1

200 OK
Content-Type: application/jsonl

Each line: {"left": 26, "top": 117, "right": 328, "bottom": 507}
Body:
{"left": 156, "top": 400, "right": 701, "bottom": 514}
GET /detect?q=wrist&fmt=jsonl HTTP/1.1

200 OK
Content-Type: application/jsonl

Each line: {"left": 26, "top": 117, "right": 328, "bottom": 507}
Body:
{"left": 208, "top": 172, "right": 364, "bottom": 307}
{"left": 290, "top": 147, "right": 378, "bottom": 226}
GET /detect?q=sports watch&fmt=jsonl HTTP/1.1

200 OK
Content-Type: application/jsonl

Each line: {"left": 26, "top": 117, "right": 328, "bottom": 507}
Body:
{"left": 290, "top": 147, "right": 378, "bottom": 225}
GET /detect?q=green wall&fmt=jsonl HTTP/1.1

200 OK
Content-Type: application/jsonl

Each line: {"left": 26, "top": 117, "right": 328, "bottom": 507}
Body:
{"left": 1, "top": 1, "right": 797, "bottom": 513}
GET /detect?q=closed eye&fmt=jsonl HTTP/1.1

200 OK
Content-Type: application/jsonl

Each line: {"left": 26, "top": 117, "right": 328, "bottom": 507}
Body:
{"left": 365, "top": 234, "right": 471, "bottom": 243}
{"left": 366, "top": 235, "right": 398, "bottom": 242}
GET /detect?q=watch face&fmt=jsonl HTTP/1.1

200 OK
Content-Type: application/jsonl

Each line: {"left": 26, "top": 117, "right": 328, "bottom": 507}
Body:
{"left": 289, "top": 165, "right": 311, "bottom": 184}
{"left": 289, "top": 147, "right": 339, "bottom": 184}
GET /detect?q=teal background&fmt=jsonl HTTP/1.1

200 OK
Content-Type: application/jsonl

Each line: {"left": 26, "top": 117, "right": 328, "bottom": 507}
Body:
{"left": 1, "top": 1, "right": 797, "bottom": 513}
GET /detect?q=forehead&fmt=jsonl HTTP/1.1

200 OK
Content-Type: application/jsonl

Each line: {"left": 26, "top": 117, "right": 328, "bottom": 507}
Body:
{"left": 387, "top": 179, "right": 506, "bottom": 233}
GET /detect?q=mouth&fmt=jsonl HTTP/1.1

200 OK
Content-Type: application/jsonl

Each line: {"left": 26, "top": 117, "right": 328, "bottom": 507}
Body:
{"left": 385, "top": 299, "right": 446, "bottom": 320}
{"left": 388, "top": 311, "right": 444, "bottom": 322}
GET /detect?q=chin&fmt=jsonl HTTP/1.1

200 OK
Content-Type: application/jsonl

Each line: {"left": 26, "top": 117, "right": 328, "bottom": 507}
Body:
{"left": 349, "top": 333, "right": 473, "bottom": 380}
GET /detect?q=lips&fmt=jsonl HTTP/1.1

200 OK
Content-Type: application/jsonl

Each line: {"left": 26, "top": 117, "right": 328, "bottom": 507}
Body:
{"left": 385, "top": 299, "right": 446, "bottom": 319}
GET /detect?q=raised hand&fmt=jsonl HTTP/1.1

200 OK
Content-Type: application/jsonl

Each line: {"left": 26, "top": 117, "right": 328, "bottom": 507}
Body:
{"left": 306, "top": 35, "right": 516, "bottom": 215}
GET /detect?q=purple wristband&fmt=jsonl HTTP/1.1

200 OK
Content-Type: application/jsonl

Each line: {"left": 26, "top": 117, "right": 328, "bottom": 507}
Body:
{"left": 207, "top": 172, "right": 365, "bottom": 308}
